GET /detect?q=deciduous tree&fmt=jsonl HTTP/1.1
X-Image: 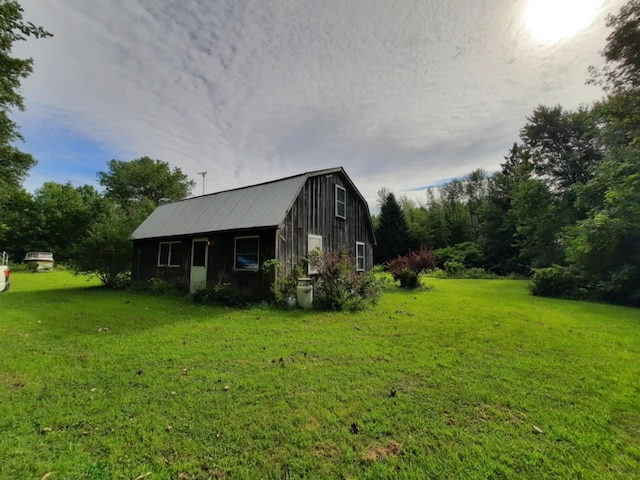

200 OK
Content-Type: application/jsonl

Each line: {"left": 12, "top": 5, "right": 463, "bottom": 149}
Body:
{"left": 561, "top": 0, "right": 640, "bottom": 305}
{"left": 0, "top": 1, "right": 50, "bottom": 238}
{"left": 592, "top": 0, "right": 640, "bottom": 92}
{"left": 519, "top": 105, "right": 602, "bottom": 192}
{"left": 30, "top": 183, "right": 107, "bottom": 261}
{"left": 98, "top": 157, "right": 195, "bottom": 212}
{"left": 0, "top": 1, "right": 51, "bottom": 187}
{"left": 69, "top": 203, "right": 139, "bottom": 287}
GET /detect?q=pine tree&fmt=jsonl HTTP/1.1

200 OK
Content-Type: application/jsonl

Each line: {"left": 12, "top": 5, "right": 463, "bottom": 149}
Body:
{"left": 374, "top": 192, "right": 410, "bottom": 264}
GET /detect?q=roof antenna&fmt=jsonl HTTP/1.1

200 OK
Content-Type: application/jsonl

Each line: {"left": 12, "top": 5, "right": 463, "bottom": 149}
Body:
{"left": 197, "top": 171, "right": 207, "bottom": 196}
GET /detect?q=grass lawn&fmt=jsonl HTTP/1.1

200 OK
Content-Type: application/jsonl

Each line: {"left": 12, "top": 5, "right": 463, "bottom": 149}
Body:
{"left": 1, "top": 270, "right": 639, "bottom": 479}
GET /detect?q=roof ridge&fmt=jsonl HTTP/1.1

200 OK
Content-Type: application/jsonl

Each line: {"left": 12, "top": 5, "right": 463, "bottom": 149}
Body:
{"left": 163, "top": 167, "right": 344, "bottom": 205}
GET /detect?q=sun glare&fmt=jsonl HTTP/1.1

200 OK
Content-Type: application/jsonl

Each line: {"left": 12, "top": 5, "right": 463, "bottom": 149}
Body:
{"left": 525, "top": 0, "right": 604, "bottom": 43}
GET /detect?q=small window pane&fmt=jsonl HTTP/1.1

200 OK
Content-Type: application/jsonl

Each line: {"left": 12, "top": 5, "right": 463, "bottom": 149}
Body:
{"left": 170, "top": 243, "right": 181, "bottom": 266}
{"left": 235, "top": 236, "right": 259, "bottom": 270}
{"left": 192, "top": 241, "right": 206, "bottom": 267}
{"left": 336, "top": 185, "right": 346, "bottom": 219}
{"left": 159, "top": 242, "right": 181, "bottom": 267}
{"left": 159, "top": 243, "right": 170, "bottom": 266}
{"left": 356, "top": 242, "right": 365, "bottom": 271}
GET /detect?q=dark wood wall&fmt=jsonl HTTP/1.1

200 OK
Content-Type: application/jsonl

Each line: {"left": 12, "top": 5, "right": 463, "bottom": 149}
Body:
{"left": 277, "top": 171, "right": 375, "bottom": 278}
{"left": 132, "top": 237, "right": 190, "bottom": 290}
{"left": 132, "top": 229, "right": 276, "bottom": 298}
{"left": 206, "top": 229, "right": 275, "bottom": 298}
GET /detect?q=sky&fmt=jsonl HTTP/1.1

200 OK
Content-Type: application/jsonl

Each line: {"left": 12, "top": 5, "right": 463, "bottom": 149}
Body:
{"left": 13, "top": 0, "right": 627, "bottom": 211}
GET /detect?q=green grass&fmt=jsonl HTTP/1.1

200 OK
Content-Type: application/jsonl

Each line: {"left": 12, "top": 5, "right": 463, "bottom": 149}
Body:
{"left": 1, "top": 271, "right": 639, "bottom": 479}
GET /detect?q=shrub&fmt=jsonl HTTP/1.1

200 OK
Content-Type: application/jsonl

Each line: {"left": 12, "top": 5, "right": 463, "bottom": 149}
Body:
{"left": 374, "top": 272, "right": 396, "bottom": 290}
{"left": 132, "top": 277, "right": 183, "bottom": 296}
{"left": 591, "top": 264, "right": 640, "bottom": 306}
{"left": 262, "top": 260, "right": 303, "bottom": 306}
{"left": 311, "top": 251, "right": 382, "bottom": 311}
{"left": 371, "top": 264, "right": 388, "bottom": 275}
{"left": 463, "top": 267, "right": 498, "bottom": 279}
{"left": 435, "top": 242, "right": 484, "bottom": 269}
{"left": 426, "top": 267, "right": 448, "bottom": 279}
{"left": 69, "top": 205, "right": 137, "bottom": 288}
{"left": 389, "top": 248, "right": 437, "bottom": 288}
{"left": 444, "top": 260, "right": 465, "bottom": 277}
{"left": 192, "top": 284, "right": 254, "bottom": 307}
{"left": 529, "top": 265, "right": 580, "bottom": 298}
{"left": 425, "top": 265, "right": 498, "bottom": 279}
{"left": 395, "top": 267, "right": 420, "bottom": 288}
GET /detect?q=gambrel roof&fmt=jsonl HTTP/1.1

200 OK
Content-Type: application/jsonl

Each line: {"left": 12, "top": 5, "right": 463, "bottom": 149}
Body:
{"left": 130, "top": 167, "right": 371, "bottom": 240}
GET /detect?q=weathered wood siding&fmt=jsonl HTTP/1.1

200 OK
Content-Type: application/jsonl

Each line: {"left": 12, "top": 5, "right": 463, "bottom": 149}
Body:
{"left": 277, "top": 171, "right": 375, "bottom": 278}
{"left": 132, "top": 237, "right": 190, "bottom": 289}
{"left": 132, "top": 229, "right": 276, "bottom": 298}
{"left": 205, "top": 229, "right": 275, "bottom": 299}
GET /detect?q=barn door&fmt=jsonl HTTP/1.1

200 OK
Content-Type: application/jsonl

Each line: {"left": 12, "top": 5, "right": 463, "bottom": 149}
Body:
{"left": 190, "top": 238, "right": 208, "bottom": 293}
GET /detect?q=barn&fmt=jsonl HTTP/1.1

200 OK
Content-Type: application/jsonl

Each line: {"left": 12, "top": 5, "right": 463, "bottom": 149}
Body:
{"left": 130, "top": 167, "right": 376, "bottom": 298}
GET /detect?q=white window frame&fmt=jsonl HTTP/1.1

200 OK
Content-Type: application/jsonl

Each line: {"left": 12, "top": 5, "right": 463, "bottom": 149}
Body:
{"left": 307, "top": 234, "right": 323, "bottom": 275}
{"left": 234, "top": 236, "right": 260, "bottom": 271}
{"left": 356, "top": 242, "right": 365, "bottom": 272}
{"left": 158, "top": 241, "right": 181, "bottom": 267}
{"left": 335, "top": 184, "right": 346, "bottom": 219}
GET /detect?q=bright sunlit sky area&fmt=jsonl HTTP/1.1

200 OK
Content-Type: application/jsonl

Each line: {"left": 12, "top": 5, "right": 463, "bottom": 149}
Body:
{"left": 14, "top": 0, "right": 624, "bottom": 211}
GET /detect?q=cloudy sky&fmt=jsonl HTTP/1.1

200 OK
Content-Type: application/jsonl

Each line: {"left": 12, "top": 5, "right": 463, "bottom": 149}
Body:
{"left": 14, "top": 0, "right": 625, "bottom": 210}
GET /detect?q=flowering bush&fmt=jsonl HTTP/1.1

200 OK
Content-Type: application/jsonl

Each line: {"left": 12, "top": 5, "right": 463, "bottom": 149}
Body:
{"left": 311, "top": 251, "right": 382, "bottom": 311}
{"left": 389, "top": 248, "right": 437, "bottom": 288}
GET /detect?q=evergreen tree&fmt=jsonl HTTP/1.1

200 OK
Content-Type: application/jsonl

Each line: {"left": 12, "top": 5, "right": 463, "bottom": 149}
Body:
{"left": 477, "top": 171, "right": 520, "bottom": 274}
{"left": 423, "top": 189, "right": 450, "bottom": 249}
{"left": 374, "top": 191, "right": 410, "bottom": 264}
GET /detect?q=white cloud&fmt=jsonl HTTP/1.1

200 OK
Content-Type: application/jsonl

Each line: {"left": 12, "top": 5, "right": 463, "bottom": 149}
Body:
{"left": 14, "top": 0, "right": 625, "bottom": 207}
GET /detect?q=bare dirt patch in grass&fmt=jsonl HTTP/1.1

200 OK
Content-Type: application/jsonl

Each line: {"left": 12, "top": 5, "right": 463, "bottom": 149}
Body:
{"left": 362, "top": 439, "right": 403, "bottom": 462}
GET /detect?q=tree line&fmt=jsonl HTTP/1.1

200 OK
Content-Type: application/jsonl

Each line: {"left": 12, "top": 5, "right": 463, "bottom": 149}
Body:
{"left": 1, "top": 1, "right": 639, "bottom": 305}
{"left": 0, "top": 156, "right": 194, "bottom": 284}
{"left": 374, "top": 0, "right": 640, "bottom": 305}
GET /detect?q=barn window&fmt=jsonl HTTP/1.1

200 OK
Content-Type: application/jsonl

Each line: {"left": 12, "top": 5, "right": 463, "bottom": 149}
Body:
{"left": 235, "top": 236, "right": 260, "bottom": 270}
{"left": 356, "top": 242, "right": 365, "bottom": 271}
{"left": 158, "top": 241, "right": 181, "bottom": 267}
{"left": 307, "top": 234, "right": 323, "bottom": 275}
{"left": 335, "top": 185, "right": 346, "bottom": 219}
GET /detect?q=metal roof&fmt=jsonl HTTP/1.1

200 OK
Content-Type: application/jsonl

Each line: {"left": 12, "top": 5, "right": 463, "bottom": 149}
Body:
{"left": 130, "top": 168, "right": 346, "bottom": 240}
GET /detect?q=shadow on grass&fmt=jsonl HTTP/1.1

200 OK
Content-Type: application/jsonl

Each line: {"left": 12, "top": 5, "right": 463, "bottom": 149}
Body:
{"left": 9, "top": 282, "right": 121, "bottom": 299}
{"left": 3, "top": 280, "right": 324, "bottom": 341}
